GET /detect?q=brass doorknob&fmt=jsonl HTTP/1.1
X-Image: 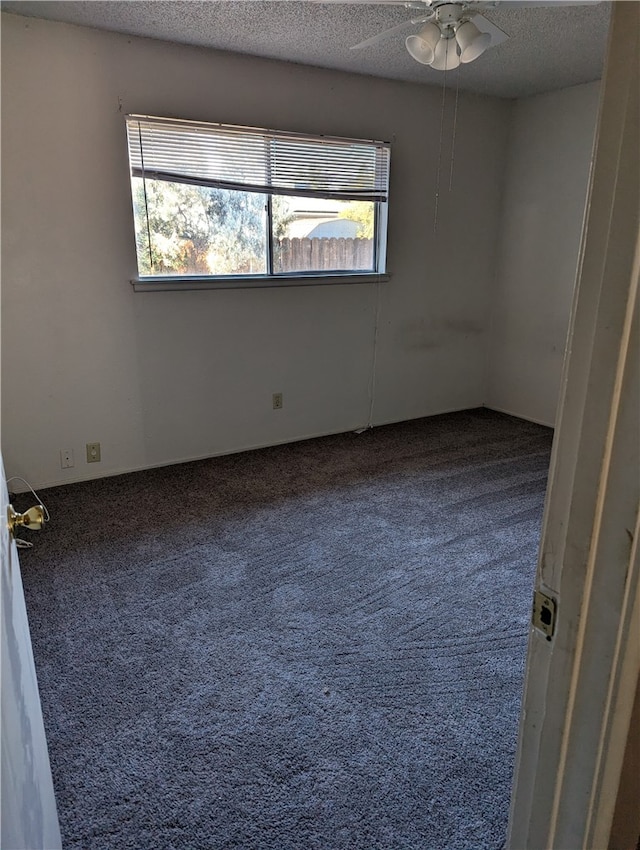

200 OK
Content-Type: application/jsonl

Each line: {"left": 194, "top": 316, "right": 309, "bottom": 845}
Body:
{"left": 7, "top": 504, "right": 45, "bottom": 539}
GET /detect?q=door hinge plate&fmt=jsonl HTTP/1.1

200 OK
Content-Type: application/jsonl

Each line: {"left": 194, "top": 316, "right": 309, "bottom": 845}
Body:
{"left": 532, "top": 590, "right": 557, "bottom": 641}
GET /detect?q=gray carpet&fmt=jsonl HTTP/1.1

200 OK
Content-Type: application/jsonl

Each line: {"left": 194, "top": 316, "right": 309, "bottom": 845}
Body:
{"left": 18, "top": 408, "right": 552, "bottom": 850}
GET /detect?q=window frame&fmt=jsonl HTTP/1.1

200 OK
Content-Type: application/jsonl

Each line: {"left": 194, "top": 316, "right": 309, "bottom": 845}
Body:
{"left": 125, "top": 115, "right": 391, "bottom": 289}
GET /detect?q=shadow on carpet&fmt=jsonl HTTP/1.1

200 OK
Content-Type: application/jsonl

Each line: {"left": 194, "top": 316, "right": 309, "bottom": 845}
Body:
{"left": 18, "top": 409, "right": 553, "bottom": 850}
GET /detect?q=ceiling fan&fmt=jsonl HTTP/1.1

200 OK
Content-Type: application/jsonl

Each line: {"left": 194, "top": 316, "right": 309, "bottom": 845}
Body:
{"left": 344, "top": 0, "right": 602, "bottom": 71}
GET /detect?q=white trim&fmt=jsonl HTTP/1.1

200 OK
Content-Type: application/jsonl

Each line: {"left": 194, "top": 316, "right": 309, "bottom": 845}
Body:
{"left": 11, "top": 403, "right": 478, "bottom": 494}
{"left": 10, "top": 426, "right": 369, "bottom": 493}
{"left": 482, "top": 405, "right": 554, "bottom": 429}
{"left": 507, "top": 5, "right": 639, "bottom": 847}
{"left": 367, "top": 404, "right": 483, "bottom": 430}
{"left": 583, "top": 221, "right": 640, "bottom": 850}
{"left": 132, "top": 273, "right": 390, "bottom": 292}
{"left": 549, "top": 225, "right": 639, "bottom": 847}
{"left": 589, "top": 504, "right": 640, "bottom": 849}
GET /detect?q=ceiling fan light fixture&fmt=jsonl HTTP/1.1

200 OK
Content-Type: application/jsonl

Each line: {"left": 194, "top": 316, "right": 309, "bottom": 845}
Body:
{"left": 455, "top": 20, "right": 491, "bottom": 64}
{"left": 430, "top": 35, "right": 460, "bottom": 71}
{"left": 405, "top": 22, "right": 441, "bottom": 66}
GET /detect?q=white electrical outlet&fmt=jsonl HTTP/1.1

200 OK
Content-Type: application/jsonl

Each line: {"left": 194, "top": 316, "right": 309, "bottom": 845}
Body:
{"left": 60, "top": 449, "right": 74, "bottom": 469}
{"left": 86, "top": 442, "right": 101, "bottom": 463}
{"left": 272, "top": 393, "right": 283, "bottom": 410}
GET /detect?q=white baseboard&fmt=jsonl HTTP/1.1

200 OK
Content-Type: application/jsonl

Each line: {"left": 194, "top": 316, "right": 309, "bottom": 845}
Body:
{"left": 483, "top": 404, "right": 555, "bottom": 429}
{"left": 11, "top": 426, "right": 364, "bottom": 493}
{"left": 369, "top": 403, "right": 481, "bottom": 430}
{"left": 11, "top": 404, "right": 548, "bottom": 494}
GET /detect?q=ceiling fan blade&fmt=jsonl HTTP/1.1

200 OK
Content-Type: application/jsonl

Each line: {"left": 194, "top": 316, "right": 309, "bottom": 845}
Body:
{"left": 350, "top": 14, "right": 432, "bottom": 50}
{"left": 470, "top": 12, "right": 509, "bottom": 46}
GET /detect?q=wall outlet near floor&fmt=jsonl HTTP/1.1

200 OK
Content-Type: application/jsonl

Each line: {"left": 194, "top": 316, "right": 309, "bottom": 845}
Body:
{"left": 86, "top": 442, "right": 101, "bottom": 463}
{"left": 272, "top": 392, "right": 283, "bottom": 410}
{"left": 60, "top": 449, "right": 74, "bottom": 469}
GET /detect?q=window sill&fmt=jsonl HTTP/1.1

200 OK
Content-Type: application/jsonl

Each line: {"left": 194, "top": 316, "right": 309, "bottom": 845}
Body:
{"left": 131, "top": 272, "right": 389, "bottom": 292}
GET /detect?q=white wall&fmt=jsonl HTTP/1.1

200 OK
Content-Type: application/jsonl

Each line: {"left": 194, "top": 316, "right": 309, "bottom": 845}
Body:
{"left": 1, "top": 13, "right": 510, "bottom": 489}
{"left": 486, "top": 81, "right": 601, "bottom": 427}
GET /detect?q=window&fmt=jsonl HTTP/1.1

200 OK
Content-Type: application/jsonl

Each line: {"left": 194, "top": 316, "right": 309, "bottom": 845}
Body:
{"left": 126, "top": 115, "right": 390, "bottom": 283}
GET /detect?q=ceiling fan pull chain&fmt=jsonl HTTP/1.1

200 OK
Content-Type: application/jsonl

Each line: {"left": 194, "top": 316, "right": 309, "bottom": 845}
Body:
{"left": 449, "top": 63, "right": 461, "bottom": 192}
{"left": 434, "top": 59, "right": 448, "bottom": 234}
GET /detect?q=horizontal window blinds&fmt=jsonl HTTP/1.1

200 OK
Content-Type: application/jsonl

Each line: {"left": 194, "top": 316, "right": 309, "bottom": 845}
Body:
{"left": 126, "top": 115, "right": 390, "bottom": 202}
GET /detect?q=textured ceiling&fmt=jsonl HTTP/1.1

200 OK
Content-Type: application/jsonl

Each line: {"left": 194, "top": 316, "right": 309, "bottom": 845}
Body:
{"left": 1, "top": 1, "right": 611, "bottom": 98}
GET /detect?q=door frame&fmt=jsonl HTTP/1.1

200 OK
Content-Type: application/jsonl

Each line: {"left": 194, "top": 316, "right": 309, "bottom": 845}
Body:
{"left": 508, "top": 3, "right": 640, "bottom": 847}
